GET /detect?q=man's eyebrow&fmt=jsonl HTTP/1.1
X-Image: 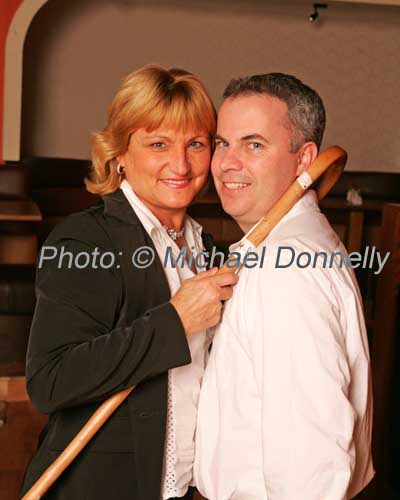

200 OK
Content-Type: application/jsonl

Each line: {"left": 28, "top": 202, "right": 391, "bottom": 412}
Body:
{"left": 214, "top": 134, "right": 228, "bottom": 143}
{"left": 241, "top": 133, "right": 269, "bottom": 143}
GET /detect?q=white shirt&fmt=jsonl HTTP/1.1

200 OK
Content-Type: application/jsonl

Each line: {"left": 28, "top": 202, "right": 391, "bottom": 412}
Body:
{"left": 194, "top": 190, "right": 374, "bottom": 500}
{"left": 120, "top": 180, "right": 210, "bottom": 499}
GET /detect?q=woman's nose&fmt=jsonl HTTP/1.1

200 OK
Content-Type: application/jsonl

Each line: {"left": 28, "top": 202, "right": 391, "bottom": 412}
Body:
{"left": 170, "top": 149, "right": 191, "bottom": 176}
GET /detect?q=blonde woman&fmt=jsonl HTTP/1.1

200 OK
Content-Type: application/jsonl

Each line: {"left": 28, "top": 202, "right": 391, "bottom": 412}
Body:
{"left": 20, "top": 65, "right": 237, "bottom": 500}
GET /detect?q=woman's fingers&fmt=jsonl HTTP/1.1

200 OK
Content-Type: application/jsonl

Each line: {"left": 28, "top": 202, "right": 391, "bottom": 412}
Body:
{"left": 170, "top": 269, "right": 238, "bottom": 335}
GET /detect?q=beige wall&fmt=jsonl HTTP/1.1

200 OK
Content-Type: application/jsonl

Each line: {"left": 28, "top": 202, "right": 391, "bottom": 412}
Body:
{"left": 22, "top": 0, "right": 400, "bottom": 172}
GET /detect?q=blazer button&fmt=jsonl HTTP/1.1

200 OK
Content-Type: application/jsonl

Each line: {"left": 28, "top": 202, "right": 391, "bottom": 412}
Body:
{"left": 139, "top": 411, "right": 150, "bottom": 418}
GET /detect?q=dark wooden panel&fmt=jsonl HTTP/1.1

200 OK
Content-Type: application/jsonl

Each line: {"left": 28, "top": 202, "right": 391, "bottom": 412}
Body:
{"left": 0, "top": 316, "right": 32, "bottom": 377}
{"left": 371, "top": 203, "right": 400, "bottom": 484}
{"left": 0, "top": 200, "right": 41, "bottom": 222}
{"left": 0, "top": 401, "right": 47, "bottom": 500}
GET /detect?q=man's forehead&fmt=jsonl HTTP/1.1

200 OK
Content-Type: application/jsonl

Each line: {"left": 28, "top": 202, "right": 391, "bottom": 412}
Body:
{"left": 216, "top": 94, "right": 288, "bottom": 136}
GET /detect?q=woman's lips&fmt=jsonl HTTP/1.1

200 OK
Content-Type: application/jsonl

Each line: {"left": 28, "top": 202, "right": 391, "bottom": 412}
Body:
{"left": 161, "top": 178, "right": 191, "bottom": 189}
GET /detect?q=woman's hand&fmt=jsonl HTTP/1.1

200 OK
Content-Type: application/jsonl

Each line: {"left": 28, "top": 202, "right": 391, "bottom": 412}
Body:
{"left": 170, "top": 267, "right": 239, "bottom": 335}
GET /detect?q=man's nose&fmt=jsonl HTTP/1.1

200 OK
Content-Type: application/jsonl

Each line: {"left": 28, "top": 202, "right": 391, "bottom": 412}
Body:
{"left": 217, "top": 148, "right": 244, "bottom": 172}
{"left": 170, "top": 148, "right": 191, "bottom": 176}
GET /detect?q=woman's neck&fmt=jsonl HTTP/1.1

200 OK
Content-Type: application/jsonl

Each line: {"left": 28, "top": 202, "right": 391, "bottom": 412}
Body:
{"left": 157, "top": 212, "right": 186, "bottom": 231}
{"left": 141, "top": 199, "right": 186, "bottom": 231}
{"left": 126, "top": 183, "right": 187, "bottom": 231}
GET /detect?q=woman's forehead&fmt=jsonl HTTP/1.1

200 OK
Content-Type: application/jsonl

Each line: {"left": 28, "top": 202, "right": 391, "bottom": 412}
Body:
{"left": 133, "top": 126, "right": 210, "bottom": 140}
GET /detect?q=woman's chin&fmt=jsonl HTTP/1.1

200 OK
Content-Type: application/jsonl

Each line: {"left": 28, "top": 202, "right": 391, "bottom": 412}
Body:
{"left": 159, "top": 190, "right": 200, "bottom": 210}
{"left": 164, "top": 199, "right": 195, "bottom": 211}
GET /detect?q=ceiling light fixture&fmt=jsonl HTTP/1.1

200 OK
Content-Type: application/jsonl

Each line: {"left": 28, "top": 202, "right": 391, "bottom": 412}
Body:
{"left": 309, "top": 3, "right": 328, "bottom": 23}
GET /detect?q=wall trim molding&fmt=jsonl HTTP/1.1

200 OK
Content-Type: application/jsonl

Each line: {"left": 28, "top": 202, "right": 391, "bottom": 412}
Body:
{"left": 335, "top": 0, "right": 400, "bottom": 5}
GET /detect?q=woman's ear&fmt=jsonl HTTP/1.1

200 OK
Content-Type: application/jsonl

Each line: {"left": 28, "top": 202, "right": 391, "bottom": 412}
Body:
{"left": 117, "top": 132, "right": 134, "bottom": 168}
{"left": 296, "top": 142, "right": 318, "bottom": 176}
{"left": 116, "top": 153, "right": 125, "bottom": 167}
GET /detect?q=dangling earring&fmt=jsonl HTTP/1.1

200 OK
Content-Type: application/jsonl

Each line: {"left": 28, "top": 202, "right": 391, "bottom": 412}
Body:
{"left": 117, "top": 164, "right": 125, "bottom": 175}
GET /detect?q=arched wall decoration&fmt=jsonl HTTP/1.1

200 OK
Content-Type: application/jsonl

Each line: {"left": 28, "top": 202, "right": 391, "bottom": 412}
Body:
{"left": 0, "top": 0, "right": 48, "bottom": 164}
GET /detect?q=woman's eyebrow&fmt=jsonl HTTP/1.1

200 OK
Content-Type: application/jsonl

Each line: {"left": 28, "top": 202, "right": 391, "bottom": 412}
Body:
{"left": 144, "top": 134, "right": 172, "bottom": 141}
{"left": 188, "top": 134, "right": 209, "bottom": 140}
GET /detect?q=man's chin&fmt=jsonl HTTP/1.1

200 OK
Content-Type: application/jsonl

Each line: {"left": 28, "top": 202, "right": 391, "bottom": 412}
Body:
{"left": 220, "top": 201, "right": 247, "bottom": 222}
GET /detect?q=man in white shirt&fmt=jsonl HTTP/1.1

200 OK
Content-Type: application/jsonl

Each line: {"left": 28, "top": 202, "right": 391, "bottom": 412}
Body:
{"left": 194, "top": 73, "right": 374, "bottom": 499}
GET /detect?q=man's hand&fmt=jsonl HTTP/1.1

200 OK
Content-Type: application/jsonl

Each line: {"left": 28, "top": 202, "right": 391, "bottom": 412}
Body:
{"left": 170, "top": 267, "right": 239, "bottom": 336}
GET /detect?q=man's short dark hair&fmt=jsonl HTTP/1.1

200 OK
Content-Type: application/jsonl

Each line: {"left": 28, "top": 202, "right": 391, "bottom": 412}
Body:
{"left": 223, "top": 73, "right": 326, "bottom": 152}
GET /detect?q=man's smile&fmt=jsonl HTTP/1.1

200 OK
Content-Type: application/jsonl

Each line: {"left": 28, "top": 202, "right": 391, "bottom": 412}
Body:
{"left": 221, "top": 181, "right": 251, "bottom": 192}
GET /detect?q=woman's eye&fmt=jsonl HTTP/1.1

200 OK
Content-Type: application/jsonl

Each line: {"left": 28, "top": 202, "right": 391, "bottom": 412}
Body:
{"left": 248, "top": 142, "right": 263, "bottom": 150}
{"left": 151, "top": 142, "right": 166, "bottom": 149}
{"left": 190, "top": 141, "right": 205, "bottom": 149}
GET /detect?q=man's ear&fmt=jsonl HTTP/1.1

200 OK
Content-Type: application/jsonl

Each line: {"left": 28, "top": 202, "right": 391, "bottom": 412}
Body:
{"left": 295, "top": 142, "right": 318, "bottom": 176}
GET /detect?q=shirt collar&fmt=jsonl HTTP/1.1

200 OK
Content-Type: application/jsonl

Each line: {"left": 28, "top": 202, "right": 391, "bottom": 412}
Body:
{"left": 230, "top": 189, "right": 319, "bottom": 253}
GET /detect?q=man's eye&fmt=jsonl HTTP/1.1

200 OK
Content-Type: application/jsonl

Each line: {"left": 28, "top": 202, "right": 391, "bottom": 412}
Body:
{"left": 151, "top": 142, "right": 166, "bottom": 149}
{"left": 215, "top": 140, "right": 228, "bottom": 149}
{"left": 248, "top": 142, "right": 263, "bottom": 150}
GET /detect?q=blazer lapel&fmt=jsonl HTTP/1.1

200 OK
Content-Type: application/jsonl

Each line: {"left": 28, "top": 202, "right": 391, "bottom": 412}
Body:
{"left": 102, "top": 188, "right": 142, "bottom": 226}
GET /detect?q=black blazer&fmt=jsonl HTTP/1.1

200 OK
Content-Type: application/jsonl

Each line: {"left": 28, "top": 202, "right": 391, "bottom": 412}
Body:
{"left": 20, "top": 189, "right": 214, "bottom": 500}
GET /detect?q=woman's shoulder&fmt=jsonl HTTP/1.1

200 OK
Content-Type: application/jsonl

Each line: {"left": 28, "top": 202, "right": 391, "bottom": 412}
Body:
{"left": 44, "top": 202, "right": 112, "bottom": 250}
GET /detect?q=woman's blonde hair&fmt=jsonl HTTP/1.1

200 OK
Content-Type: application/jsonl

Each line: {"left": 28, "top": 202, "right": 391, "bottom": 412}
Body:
{"left": 85, "top": 64, "right": 217, "bottom": 195}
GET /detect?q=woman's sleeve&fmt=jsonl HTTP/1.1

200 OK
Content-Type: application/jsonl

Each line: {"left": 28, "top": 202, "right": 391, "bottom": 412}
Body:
{"left": 25, "top": 232, "right": 191, "bottom": 415}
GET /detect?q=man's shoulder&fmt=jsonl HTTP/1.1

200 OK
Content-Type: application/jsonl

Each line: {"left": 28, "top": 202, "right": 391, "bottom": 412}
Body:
{"left": 240, "top": 209, "right": 353, "bottom": 296}
{"left": 269, "top": 209, "right": 341, "bottom": 254}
